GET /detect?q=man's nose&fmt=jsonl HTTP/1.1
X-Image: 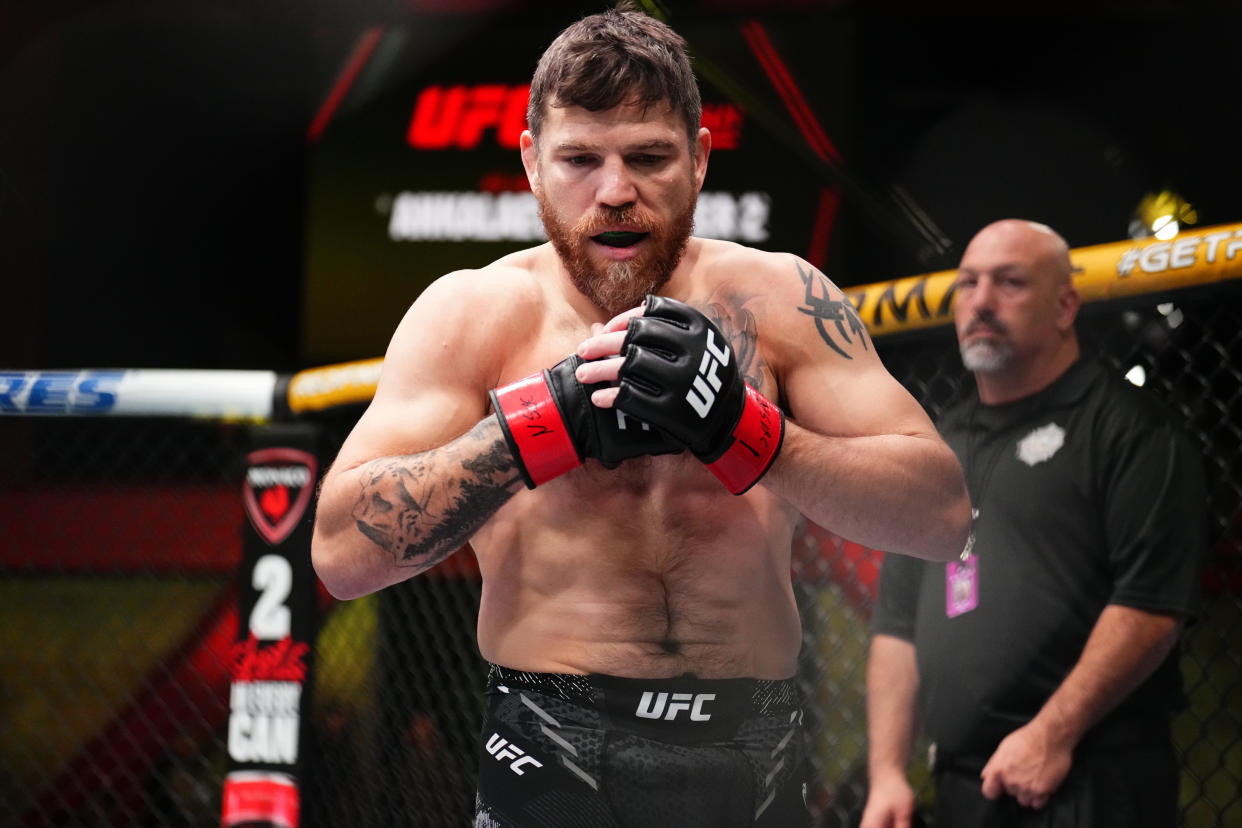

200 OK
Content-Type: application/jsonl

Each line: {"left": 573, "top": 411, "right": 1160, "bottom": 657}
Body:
{"left": 971, "top": 276, "right": 997, "bottom": 310}
{"left": 597, "top": 157, "right": 637, "bottom": 208}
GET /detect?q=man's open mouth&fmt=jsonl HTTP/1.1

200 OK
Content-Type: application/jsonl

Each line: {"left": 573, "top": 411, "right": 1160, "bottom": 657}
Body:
{"left": 593, "top": 231, "right": 648, "bottom": 248}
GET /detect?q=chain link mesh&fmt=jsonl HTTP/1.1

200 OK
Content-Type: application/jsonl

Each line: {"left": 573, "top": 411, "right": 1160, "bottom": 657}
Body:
{"left": 1, "top": 283, "right": 1239, "bottom": 827}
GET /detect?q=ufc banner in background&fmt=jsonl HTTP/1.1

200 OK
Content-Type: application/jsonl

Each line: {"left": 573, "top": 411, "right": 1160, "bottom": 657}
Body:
{"left": 222, "top": 425, "right": 320, "bottom": 828}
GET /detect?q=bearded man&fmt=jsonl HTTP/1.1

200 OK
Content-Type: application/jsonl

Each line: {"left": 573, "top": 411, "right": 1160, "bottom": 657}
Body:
{"left": 312, "top": 6, "right": 970, "bottom": 827}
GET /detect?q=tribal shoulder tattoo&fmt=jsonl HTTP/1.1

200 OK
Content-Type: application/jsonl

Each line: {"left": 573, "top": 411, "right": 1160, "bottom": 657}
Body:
{"left": 350, "top": 419, "right": 522, "bottom": 573}
{"left": 794, "top": 260, "right": 869, "bottom": 359}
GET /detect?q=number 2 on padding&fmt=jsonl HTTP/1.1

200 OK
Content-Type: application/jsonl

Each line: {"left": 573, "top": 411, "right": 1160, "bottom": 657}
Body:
{"left": 250, "top": 554, "right": 292, "bottom": 639}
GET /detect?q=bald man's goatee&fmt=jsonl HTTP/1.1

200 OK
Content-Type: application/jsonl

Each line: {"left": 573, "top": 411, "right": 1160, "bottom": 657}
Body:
{"left": 961, "top": 340, "right": 1013, "bottom": 373}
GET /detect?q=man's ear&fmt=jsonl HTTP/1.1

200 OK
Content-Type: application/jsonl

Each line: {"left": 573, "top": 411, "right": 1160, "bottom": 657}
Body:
{"left": 520, "top": 130, "right": 539, "bottom": 190}
{"left": 1057, "top": 284, "right": 1081, "bottom": 332}
{"left": 693, "top": 126, "right": 711, "bottom": 192}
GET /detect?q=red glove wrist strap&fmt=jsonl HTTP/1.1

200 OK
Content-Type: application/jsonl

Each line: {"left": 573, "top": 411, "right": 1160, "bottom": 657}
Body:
{"left": 706, "top": 384, "right": 784, "bottom": 495}
{"left": 492, "top": 372, "right": 581, "bottom": 488}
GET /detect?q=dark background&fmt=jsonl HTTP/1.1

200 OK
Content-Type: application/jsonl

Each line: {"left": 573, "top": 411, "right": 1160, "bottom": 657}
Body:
{"left": 1, "top": 0, "right": 1237, "bottom": 372}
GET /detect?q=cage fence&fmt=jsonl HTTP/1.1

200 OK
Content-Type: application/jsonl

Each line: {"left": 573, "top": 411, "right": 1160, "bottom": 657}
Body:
{"left": 1, "top": 282, "right": 1239, "bottom": 827}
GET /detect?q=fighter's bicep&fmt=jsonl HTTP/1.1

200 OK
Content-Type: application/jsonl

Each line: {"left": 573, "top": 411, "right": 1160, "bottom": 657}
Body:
{"left": 329, "top": 335, "right": 496, "bottom": 477}
{"left": 783, "top": 353, "right": 936, "bottom": 440}
{"left": 332, "top": 382, "right": 490, "bottom": 477}
{"left": 765, "top": 260, "right": 928, "bottom": 436}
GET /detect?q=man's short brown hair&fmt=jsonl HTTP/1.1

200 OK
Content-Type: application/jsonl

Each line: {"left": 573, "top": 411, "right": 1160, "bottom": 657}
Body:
{"left": 527, "top": 4, "right": 702, "bottom": 147}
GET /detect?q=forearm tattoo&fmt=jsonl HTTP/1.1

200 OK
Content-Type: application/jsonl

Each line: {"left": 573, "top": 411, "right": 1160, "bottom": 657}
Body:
{"left": 350, "top": 419, "right": 523, "bottom": 572}
{"left": 795, "top": 260, "right": 868, "bottom": 358}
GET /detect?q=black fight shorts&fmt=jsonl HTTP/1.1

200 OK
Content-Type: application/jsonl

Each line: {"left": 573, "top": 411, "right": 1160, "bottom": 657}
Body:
{"left": 474, "top": 664, "right": 810, "bottom": 828}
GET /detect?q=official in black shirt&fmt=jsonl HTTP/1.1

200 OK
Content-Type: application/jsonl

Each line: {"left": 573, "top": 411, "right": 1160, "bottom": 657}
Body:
{"left": 861, "top": 220, "right": 1208, "bottom": 828}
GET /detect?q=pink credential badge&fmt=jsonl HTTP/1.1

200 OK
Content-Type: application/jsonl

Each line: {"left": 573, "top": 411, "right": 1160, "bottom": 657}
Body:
{"left": 945, "top": 554, "right": 978, "bottom": 617}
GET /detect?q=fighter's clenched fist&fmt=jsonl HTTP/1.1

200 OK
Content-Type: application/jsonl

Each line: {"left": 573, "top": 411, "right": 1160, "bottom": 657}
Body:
{"left": 613, "top": 295, "right": 784, "bottom": 494}
{"left": 490, "top": 353, "right": 683, "bottom": 489}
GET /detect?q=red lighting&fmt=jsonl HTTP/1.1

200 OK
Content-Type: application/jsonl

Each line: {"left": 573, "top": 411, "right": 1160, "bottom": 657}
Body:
{"left": 702, "top": 103, "right": 743, "bottom": 149}
{"left": 407, "top": 84, "right": 530, "bottom": 150}
{"left": 406, "top": 84, "right": 743, "bottom": 152}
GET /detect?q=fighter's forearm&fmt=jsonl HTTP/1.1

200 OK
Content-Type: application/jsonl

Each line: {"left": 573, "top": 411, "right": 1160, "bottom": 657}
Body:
{"left": 312, "top": 417, "right": 523, "bottom": 598}
{"left": 351, "top": 417, "right": 523, "bottom": 564}
{"left": 768, "top": 422, "right": 972, "bottom": 562}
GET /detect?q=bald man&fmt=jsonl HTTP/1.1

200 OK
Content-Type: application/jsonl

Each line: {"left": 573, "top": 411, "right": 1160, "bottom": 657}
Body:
{"left": 860, "top": 220, "right": 1209, "bottom": 828}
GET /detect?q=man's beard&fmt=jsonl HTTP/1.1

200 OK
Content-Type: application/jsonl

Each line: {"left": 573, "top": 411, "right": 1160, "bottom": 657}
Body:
{"left": 959, "top": 316, "right": 1014, "bottom": 372}
{"left": 960, "top": 339, "right": 1013, "bottom": 372}
{"left": 537, "top": 188, "right": 695, "bottom": 316}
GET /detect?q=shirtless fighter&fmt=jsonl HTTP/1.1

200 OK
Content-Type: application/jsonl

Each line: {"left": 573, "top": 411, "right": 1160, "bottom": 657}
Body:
{"left": 311, "top": 6, "right": 972, "bottom": 826}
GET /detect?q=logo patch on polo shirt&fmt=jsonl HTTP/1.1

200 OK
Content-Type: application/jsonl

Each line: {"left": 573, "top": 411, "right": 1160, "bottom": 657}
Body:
{"left": 1017, "top": 422, "right": 1065, "bottom": 466}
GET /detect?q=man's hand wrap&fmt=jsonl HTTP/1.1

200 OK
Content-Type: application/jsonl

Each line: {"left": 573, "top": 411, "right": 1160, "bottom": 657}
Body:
{"left": 490, "top": 355, "right": 683, "bottom": 489}
{"left": 614, "top": 295, "right": 784, "bottom": 494}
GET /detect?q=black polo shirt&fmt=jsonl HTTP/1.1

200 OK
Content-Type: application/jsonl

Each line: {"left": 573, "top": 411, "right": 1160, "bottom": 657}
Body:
{"left": 872, "top": 358, "right": 1208, "bottom": 759}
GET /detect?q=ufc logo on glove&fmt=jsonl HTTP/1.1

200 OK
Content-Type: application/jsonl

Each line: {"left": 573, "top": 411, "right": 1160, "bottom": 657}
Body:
{"left": 686, "top": 329, "right": 731, "bottom": 418}
{"left": 615, "top": 296, "right": 785, "bottom": 495}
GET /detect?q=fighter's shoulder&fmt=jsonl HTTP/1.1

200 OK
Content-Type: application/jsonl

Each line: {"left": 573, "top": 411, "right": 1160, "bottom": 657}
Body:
{"left": 695, "top": 239, "right": 863, "bottom": 345}
{"left": 696, "top": 238, "right": 835, "bottom": 307}
{"left": 376, "top": 254, "right": 549, "bottom": 399}
{"left": 423, "top": 251, "right": 544, "bottom": 308}
{"left": 696, "top": 237, "right": 797, "bottom": 276}
{"left": 399, "top": 249, "right": 548, "bottom": 334}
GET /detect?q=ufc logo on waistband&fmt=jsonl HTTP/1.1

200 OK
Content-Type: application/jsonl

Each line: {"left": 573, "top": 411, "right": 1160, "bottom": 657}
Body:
{"left": 635, "top": 692, "right": 717, "bottom": 722}
{"left": 686, "top": 330, "right": 730, "bottom": 418}
{"left": 486, "top": 733, "right": 544, "bottom": 775}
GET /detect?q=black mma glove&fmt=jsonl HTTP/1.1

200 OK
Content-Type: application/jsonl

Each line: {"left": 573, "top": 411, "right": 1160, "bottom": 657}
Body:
{"left": 614, "top": 295, "right": 784, "bottom": 494}
{"left": 490, "top": 354, "right": 684, "bottom": 488}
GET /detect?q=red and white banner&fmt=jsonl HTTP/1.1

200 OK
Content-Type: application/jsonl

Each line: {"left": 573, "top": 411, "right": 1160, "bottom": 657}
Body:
{"left": 223, "top": 426, "right": 320, "bottom": 828}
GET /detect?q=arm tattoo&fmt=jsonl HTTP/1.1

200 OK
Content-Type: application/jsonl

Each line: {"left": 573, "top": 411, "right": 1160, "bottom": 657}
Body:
{"left": 795, "top": 260, "right": 868, "bottom": 359}
{"left": 350, "top": 419, "right": 523, "bottom": 573}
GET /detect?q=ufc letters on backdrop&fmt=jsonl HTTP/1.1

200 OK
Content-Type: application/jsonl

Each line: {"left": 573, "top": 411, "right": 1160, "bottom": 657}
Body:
{"left": 222, "top": 426, "right": 320, "bottom": 828}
